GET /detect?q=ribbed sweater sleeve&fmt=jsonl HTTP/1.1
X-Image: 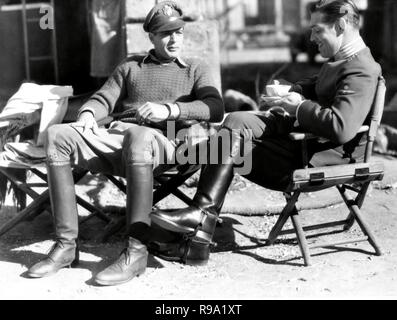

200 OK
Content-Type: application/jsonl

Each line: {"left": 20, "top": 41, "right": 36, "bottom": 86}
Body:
{"left": 176, "top": 61, "right": 224, "bottom": 122}
{"left": 79, "top": 64, "right": 127, "bottom": 121}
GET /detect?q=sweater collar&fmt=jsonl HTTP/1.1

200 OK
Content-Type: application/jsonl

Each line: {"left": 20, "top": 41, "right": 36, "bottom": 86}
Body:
{"left": 142, "top": 49, "right": 187, "bottom": 67}
{"left": 334, "top": 36, "right": 366, "bottom": 61}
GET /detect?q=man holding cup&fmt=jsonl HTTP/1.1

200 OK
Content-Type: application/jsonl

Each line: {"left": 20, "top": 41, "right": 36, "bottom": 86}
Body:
{"left": 151, "top": 0, "right": 382, "bottom": 258}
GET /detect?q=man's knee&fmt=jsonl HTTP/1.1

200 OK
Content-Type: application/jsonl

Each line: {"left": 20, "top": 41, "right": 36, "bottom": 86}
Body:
{"left": 45, "top": 124, "right": 78, "bottom": 162}
{"left": 122, "top": 126, "right": 156, "bottom": 163}
{"left": 123, "top": 126, "right": 156, "bottom": 146}
{"left": 46, "top": 124, "right": 76, "bottom": 147}
{"left": 223, "top": 111, "right": 254, "bottom": 131}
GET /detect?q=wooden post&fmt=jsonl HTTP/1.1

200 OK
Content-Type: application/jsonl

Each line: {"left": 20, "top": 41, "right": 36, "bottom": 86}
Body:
{"left": 274, "top": 0, "right": 283, "bottom": 36}
{"left": 21, "top": 0, "right": 30, "bottom": 81}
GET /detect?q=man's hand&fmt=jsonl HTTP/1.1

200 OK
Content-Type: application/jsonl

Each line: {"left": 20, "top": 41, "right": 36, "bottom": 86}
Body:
{"left": 260, "top": 92, "right": 304, "bottom": 116}
{"left": 136, "top": 102, "right": 170, "bottom": 123}
{"left": 73, "top": 111, "right": 99, "bottom": 135}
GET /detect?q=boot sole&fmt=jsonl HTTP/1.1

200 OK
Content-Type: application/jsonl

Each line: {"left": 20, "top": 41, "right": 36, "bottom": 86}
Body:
{"left": 94, "top": 269, "right": 146, "bottom": 286}
{"left": 154, "top": 253, "right": 209, "bottom": 266}
{"left": 185, "top": 258, "right": 209, "bottom": 266}
{"left": 26, "top": 271, "right": 56, "bottom": 279}
{"left": 151, "top": 214, "right": 195, "bottom": 234}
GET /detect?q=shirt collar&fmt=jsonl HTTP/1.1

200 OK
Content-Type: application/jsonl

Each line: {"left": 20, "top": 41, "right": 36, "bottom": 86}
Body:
{"left": 142, "top": 49, "right": 187, "bottom": 67}
{"left": 334, "top": 36, "right": 366, "bottom": 61}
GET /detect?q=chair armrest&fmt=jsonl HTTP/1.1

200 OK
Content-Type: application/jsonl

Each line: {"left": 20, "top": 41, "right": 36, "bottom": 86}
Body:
{"left": 288, "top": 125, "right": 370, "bottom": 141}
{"left": 96, "top": 116, "right": 200, "bottom": 129}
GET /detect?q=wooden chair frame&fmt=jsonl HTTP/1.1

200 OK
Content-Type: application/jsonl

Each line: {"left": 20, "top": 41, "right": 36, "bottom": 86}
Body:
{"left": 265, "top": 76, "right": 387, "bottom": 266}
{"left": 0, "top": 165, "right": 110, "bottom": 238}
{"left": 0, "top": 163, "right": 200, "bottom": 242}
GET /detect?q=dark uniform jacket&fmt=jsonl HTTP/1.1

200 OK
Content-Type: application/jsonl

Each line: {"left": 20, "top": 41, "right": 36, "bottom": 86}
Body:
{"left": 293, "top": 47, "right": 382, "bottom": 166}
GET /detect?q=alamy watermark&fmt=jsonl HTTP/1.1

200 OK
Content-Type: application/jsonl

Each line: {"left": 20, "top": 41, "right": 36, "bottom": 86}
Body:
{"left": 39, "top": 5, "right": 54, "bottom": 30}
{"left": 146, "top": 122, "right": 253, "bottom": 176}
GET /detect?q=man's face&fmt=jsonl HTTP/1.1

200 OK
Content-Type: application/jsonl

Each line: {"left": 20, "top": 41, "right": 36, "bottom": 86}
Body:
{"left": 150, "top": 28, "right": 184, "bottom": 61}
{"left": 309, "top": 12, "right": 343, "bottom": 58}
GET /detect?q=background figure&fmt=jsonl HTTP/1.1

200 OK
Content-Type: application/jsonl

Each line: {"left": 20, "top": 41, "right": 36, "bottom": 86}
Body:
{"left": 89, "top": 0, "right": 126, "bottom": 79}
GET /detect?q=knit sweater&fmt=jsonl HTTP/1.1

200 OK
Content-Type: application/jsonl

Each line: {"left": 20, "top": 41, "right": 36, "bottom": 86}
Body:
{"left": 79, "top": 52, "right": 224, "bottom": 123}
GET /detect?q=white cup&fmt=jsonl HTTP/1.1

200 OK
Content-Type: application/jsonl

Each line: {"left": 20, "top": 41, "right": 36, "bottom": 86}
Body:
{"left": 265, "top": 84, "right": 291, "bottom": 97}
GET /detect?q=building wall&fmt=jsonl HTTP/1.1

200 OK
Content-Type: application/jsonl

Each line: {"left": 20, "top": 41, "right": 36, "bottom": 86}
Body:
{"left": 383, "top": 0, "right": 397, "bottom": 69}
{"left": 282, "top": 0, "right": 301, "bottom": 31}
{"left": 225, "top": 0, "right": 245, "bottom": 31}
{"left": 0, "top": 0, "right": 93, "bottom": 98}
{"left": 258, "top": 0, "right": 275, "bottom": 25}
{"left": 364, "top": 0, "right": 396, "bottom": 70}
{"left": 247, "top": 0, "right": 306, "bottom": 30}
{"left": 0, "top": 7, "right": 26, "bottom": 98}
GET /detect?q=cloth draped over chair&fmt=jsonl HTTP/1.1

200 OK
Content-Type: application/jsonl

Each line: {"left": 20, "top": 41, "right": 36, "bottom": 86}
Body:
{"left": 0, "top": 83, "right": 73, "bottom": 167}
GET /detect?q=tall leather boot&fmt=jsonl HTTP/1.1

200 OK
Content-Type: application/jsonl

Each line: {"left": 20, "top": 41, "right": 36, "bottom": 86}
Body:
{"left": 94, "top": 164, "right": 151, "bottom": 286}
{"left": 27, "top": 163, "right": 79, "bottom": 278}
{"left": 151, "top": 130, "right": 243, "bottom": 244}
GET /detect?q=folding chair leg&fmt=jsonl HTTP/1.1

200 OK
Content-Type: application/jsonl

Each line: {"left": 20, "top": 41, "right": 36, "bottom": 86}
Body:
{"left": 75, "top": 195, "right": 111, "bottom": 223}
{"left": 349, "top": 204, "right": 382, "bottom": 256}
{"left": 338, "top": 185, "right": 382, "bottom": 256}
{"left": 343, "top": 213, "right": 355, "bottom": 231}
{"left": 290, "top": 208, "right": 311, "bottom": 266}
{"left": 95, "top": 216, "right": 125, "bottom": 243}
{"left": 154, "top": 170, "right": 197, "bottom": 204}
{"left": 266, "top": 210, "right": 291, "bottom": 246}
{"left": 0, "top": 190, "right": 49, "bottom": 237}
{"left": 25, "top": 204, "right": 51, "bottom": 222}
{"left": 266, "top": 191, "right": 300, "bottom": 246}
{"left": 341, "top": 183, "right": 370, "bottom": 231}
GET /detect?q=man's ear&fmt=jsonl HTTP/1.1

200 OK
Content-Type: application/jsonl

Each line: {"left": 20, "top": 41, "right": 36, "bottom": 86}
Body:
{"left": 148, "top": 33, "right": 154, "bottom": 44}
{"left": 336, "top": 18, "right": 347, "bottom": 35}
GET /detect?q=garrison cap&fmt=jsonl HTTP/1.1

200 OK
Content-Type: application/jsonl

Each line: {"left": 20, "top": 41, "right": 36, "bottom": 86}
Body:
{"left": 143, "top": 1, "right": 186, "bottom": 33}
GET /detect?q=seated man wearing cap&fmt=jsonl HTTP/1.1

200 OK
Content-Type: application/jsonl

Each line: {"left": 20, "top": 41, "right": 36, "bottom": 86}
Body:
{"left": 26, "top": 1, "right": 224, "bottom": 286}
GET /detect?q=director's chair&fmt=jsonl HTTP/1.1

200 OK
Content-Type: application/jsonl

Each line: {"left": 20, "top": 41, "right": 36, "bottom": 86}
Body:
{"left": 263, "top": 76, "right": 386, "bottom": 266}
{"left": 91, "top": 114, "right": 206, "bottom": 242}
{"left": 0, "top": 93, "right": 205, "bottom": 242}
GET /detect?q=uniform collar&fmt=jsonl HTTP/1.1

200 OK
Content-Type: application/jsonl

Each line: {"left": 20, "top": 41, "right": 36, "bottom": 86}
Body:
{"left": 142, "top": 49, "right": 187, "bottom": 67}
{"left": 334, "top": 36, "right": 367, "bottom": 61}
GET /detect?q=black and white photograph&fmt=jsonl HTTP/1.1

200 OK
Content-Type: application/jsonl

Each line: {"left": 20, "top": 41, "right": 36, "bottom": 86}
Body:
{"left": 0, "top": 0, "right": 396, "bottom": 302}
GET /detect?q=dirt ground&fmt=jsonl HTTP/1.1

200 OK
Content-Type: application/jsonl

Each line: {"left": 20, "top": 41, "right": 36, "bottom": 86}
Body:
{"left": 0, "top": 153, "right": 397, "bottom": 300}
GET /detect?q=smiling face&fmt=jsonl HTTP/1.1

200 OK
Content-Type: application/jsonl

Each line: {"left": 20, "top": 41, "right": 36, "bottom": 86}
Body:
{"left": 149, "top": 27, "right": 184, "bottom": 61}
{"left": 309, "top": 11, "right": 343, "bottom": 58}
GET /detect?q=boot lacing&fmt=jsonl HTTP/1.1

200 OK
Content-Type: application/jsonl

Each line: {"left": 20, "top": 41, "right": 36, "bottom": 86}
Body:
{"left": 120, "top": 248, "right": 131, "bottom": 265}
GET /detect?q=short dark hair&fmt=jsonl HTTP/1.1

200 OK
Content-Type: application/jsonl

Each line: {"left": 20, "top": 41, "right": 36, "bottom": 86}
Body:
{"left": 311, "top": 0, "right": 360, "bottom": 28}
